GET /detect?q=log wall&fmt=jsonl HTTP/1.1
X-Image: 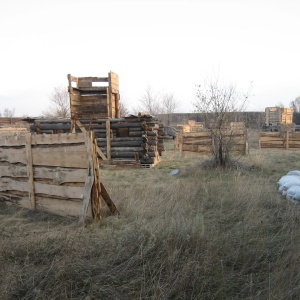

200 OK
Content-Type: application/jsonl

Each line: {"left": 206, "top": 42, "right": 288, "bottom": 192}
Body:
{"left": 29, "top": 114, "right": 165, "bottom": 167}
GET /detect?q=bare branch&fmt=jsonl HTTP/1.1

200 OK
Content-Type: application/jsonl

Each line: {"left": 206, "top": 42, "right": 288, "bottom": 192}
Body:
{"left": 43, "top": 86, "right": 70, "bottom": 118}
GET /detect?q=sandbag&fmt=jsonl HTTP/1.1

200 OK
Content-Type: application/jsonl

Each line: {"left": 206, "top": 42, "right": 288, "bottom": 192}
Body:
{"left": 287, "top": 170, "right": 300, "bottom": 177}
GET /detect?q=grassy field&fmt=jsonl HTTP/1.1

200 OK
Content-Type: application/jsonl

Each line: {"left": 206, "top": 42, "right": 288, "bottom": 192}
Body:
{"left": 1, "top": 132, "right": 300, "bottom": 299}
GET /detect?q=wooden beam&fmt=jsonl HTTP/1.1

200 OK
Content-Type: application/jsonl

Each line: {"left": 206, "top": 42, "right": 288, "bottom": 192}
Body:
{"left": 95, "top": 144, "right": 108, "bottom": 160}
{"left": 76, "top": 120, "right": 86, "bottom": 133}
{"left": 106, "top": 119, "right": 111, "bottom": 160}
{"left": 25, "top": 133, "right": 35, "bottom": 209}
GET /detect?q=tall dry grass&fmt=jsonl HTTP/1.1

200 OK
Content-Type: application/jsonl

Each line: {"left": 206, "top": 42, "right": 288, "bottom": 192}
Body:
{"left": 1, "top": 142, "right": 300, "bottom": 299}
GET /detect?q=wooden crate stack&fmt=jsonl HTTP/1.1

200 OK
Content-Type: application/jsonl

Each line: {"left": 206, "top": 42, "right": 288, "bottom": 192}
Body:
{"left": 265, "top": 107, "right": 293, "bottom": 126}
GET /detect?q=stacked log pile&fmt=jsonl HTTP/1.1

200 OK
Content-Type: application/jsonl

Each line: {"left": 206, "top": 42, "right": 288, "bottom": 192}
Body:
{"left": 28, "top": 114, "right": 165, "bottom": 167}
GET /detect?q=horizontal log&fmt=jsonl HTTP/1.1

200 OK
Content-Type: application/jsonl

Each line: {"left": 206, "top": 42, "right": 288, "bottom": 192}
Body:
{"left": 111, "top": 152, "right": 140, "bottom": 158}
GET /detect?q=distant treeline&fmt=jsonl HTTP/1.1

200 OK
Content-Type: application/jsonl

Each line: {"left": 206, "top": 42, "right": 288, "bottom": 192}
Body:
{"left": 156, "top": 112, "right": 300, "bottom": 128}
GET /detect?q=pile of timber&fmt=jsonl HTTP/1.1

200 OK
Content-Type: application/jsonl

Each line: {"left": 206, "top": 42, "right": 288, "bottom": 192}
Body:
{"left": 259, "top": 131, "right": 300, "bottom": 149}
{"left": 28, "top": 114, "right": 165, "bottom": 167}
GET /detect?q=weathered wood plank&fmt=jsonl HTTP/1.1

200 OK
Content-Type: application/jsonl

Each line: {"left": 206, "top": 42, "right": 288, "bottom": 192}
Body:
{"left": 32, "top": 133, "right": 85, "bottom": 145}
{"left": 25, "top": 133, "right": 35, "bottom": 209}
{"left": 34, "top": 182, "right": 84, "bottom": 199}
{"left": 0, "top": 165, "right": 28, "bottom": 178}
{"left": 35, "top": 197, "right": 92, "bottom": 218}
{"left": 0, "top": 178, "right": 28, "bottom": 192}
{"left": 32, "top": 144, "right": 88, "bottom": 168}
{"left": 0, "top": 147, "right": 27, "bottom": 164}
{"left": 0, "top": 191, "right": 31, "bottom": 209}
{"left": 34, "top": 166, "right": 86, "bottom": 183}
{"left": 79, "top": 174, "right": 94, "bottom": 224}
{"left": 0, "top": 134, "right": 27, "bottom": 146}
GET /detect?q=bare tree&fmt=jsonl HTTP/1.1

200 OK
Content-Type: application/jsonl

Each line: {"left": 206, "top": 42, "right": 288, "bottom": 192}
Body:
{"left": 138, "top": 85, "right": 162, "bottom": 115}
{"left": 290, "top": 97, "right": 300, "bottom": 113}
{"left": 43, "top": 86, "right": 70, "bottom": 118}
{"left": 290, "top": 96, "right": 300, "bottom": 124}
{"left": 3, "top": 108, "right": 16, "bottom": 118}
{"left": 193, "top": 76, "right": 251, "bottom": 167}
{"left": 161, "top": 92, "right": 178, "bottom": 125}
{"left": 120, "top": 99, "right": 130, "bottom": 117}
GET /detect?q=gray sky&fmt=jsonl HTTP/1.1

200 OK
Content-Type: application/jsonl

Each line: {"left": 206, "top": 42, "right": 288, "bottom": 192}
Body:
{"left": 0, "top": 0, "right": 299, "bottom": 116}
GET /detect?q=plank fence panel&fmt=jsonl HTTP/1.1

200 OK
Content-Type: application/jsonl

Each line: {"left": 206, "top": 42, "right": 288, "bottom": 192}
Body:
{"left": 259, "top": 131, "right": 300, "bottom": 149}
{"left": 0, "top": 132, "right": 118, "bottom": 221}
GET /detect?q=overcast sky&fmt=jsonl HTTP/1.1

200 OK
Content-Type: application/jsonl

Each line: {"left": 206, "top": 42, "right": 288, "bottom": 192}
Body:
{"left": 0, "top": 0, "right": 299, "bottom": 116}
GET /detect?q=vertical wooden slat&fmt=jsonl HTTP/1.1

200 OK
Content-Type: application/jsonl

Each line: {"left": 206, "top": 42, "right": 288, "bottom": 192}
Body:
{"left": 108, "top": 73, "right": 113, "bottom": 117}
{"left": 106, "top": 119, "right": 111, "bottom": 160}
{"left": 25, "top": 133, "right": 35, "bottom": 209}
{"left": 68, "top": 74, "right": 76, "bottom": 133}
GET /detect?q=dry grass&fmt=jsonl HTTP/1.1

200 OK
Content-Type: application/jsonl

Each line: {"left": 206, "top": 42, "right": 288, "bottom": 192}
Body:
{"left": 1, "top": 141, "right": 300, "bottom": 299}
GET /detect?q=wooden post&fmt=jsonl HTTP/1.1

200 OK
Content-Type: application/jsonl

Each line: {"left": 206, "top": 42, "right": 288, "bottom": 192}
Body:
{"left": 79, "top": 159, "right": 94, "bottom": 225}
{"left": 25, "top": 133, "right": 35, "bottom": 209}
{"left": 67, "top": 74, "right": 76, "bottom": 133}
{"left": 106, "top": 119, "right": 111, "bottom": 160}
{"left": 286, "top": 131, "right": 289, "bottom": 150}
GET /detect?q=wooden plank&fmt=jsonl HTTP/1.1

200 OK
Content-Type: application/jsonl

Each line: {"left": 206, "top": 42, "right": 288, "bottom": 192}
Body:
{"left": 95, "top": 144, "right": 108, "bottom": 160}
{"left": 79, "top": 135, "right": 95, "bottom": 223}
{"left": 0, "top": 134, "right": 27, "bottom": 146}
{"left": 0, "top": 178, "right": 28, "bottom": 193}
{"left": 34, "top": 166, "right": 86, "bottom": 183}
{"left": 76, "top": 120, "right": 86, "bottom": 133}
{"left": 106, "top": 119, "right": 111, "bottom": 160}
{"left": 25, "top": 133, "right": 35, "bottom": 209}
{"left": 35, "top": 197, "right": 90, "bottom": 218}
{"left": 0, "top": 165, "right": 28, "bottom": 178}
{"left": 34, "top": 182, "right": 84, "bottom": 199}
{"left": 100, "top": 182, "right": 119, "bottom": 215}
{"left": 0, "top": 191, "right": 31, "bottom": 209}
{"left": 0, "top": 147, "right": 27, "bottom": 164}
{"left": 32, "top": 144, "right": 88, "bottom": 168}
{"left": 32, "top": 133, "right": 85, "bottom": 145}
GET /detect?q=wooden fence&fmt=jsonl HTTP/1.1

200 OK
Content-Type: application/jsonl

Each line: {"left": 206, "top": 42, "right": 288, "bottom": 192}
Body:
{"left": 0, "top": 132, "right": 118, "bottom": 222}
{"left": 259, "top": 131, "right": 300, "bottom": 149}
{"left": 179, "top": 129, "right": 248, "bottom": 156}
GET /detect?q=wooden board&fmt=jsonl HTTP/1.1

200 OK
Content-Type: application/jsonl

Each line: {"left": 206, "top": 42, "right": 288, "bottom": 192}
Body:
{"left": 32, "top": 144, "right": 88, "bottom": 168}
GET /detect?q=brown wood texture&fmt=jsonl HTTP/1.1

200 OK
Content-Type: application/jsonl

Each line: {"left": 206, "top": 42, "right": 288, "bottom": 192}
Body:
{"left": 0, "top": 132, "right": 118, "bottom": 220}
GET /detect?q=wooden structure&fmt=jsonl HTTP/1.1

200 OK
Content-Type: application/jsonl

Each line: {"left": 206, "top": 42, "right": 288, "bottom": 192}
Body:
{"left": 29, "top": 114, "right": 164, "bottom": 167}
{"left": 0, "top": 132, "right": 118, "bottom": 222}
{"left": 179, "top": 123, "right": 248, "bottom": 156}
{"left": 259, "top": 130, "right": 300, "bottom": 149}
{"left": 265, "top": 107, "right": 293, "bottom": 127}
{"left": 68, "top": 72, "right": 120, "bottom": 131}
